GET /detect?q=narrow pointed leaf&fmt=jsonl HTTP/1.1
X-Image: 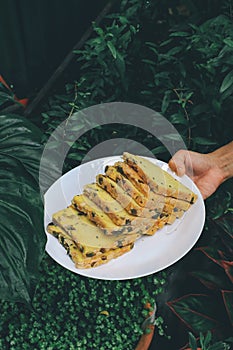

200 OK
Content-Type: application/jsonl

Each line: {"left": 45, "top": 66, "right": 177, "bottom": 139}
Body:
{"left": 220, "top": 69, "right": 233, "bottom": 93}
{"left": 222, "top": 290, "right": 233, "bottom": 326}
{"left": 188, "top": 332, "right": 198, "bottom": 349}
{"left": 107, "top": 41, "right": 117, "bottom": 59}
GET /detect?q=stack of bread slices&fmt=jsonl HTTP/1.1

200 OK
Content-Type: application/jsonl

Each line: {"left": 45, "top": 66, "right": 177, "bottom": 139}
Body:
{"left": 47, "top": 152, "right": 197, "bottom": 269}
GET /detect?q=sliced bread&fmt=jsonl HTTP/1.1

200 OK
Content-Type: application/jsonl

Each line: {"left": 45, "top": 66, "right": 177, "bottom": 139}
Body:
{"left": 123, "top": 152, "right": 197, "bottom": 203}
{"left": 47, "top": 223, "right": 134, "bottom": 268}
{"left": 52, "top": 206, "right": 139, "bottom": 251}
{"left": 96, "top": 174, "right": 144, "bottom": 216}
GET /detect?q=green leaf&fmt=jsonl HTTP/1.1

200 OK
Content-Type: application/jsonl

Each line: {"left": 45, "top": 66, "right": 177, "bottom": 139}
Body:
{"left": 0, "top": 91, "right": 15, "bottom": 106}
{"left": 220, "top": 70, "right": 233, "bottom": 93}
{"left": 0, "top": 114, "right": 45, "bottom": 305}
{"left": 167, "top": 46, "right": 183, "bottom": 56}
{"left": 170, "top": 113, "right": 188, "bottom": 126}
{"left": 161, "top": 90, "right": 171, "bottom": 114}
{"left": 142, "top": 59, "right": 156, "bottom": 66}
{"left": 115, "top": 52, "right": 126, "bottom": 80}
{"left": 222, "top": 290, "right": 233, "bottom": 326}
{"left": 170, "top": 31, "right": 189, "bottom": 37}
{"left": 215, "top": 217, "right": 233, "bottom": 241}
{"left": 162, "top": 133, "right": 184, "bottom": 141}
{"left": 167, "top": 294, "right": 219, "bottom": 333}
{"left": 191, "top": 104, "right": 209, "bottom": 116}
{"left": 212, "top": 99, "right": 221, "bottom": 114}
{"left": 191, "top": 268, "right": 232, "bottom": 291}
{"left": 193, "top": 137, "right": 217, "bottom": 146}
{"left": 151, "top": 145, "right": 167, "bottom": 156}
{"left": 158, "top": 38, "right": 172, "bottom": 47}
{"left": 93, "top": 25, "right": 104, "bottom": 37}
{"left": 0, "top": 115, "right": 43, "bottom": 181}
{"left": 220, "top": 81, "right": 233, "bottom": 101}
{"left": 223, "top": 38, "right": 233, "bottom": 48}
{"left": 188, "top": 332, "right": 198, "bottom": 349}
{"left": 107, "top": 41, "right": 117, "bottom": 59}
{"left": 198, "top": 331, "right": 213, "bottom": 349}
{"left": 209, "top": 342, "right": 232, "bottom": 350}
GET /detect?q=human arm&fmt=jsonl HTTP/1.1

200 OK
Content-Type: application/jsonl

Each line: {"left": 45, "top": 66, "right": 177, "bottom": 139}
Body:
{"left": 168, "top": 142, "right": 233, "bottom": 199}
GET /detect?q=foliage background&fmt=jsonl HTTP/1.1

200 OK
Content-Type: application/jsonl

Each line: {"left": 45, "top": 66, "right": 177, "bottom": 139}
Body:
{"left": 0, "top": 0, "right": 233, "bottom": 349}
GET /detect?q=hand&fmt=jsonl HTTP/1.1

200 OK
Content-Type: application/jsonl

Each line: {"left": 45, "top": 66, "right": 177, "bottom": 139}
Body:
{"left": 168, "top": 150, "right": 225, "bottom": 199}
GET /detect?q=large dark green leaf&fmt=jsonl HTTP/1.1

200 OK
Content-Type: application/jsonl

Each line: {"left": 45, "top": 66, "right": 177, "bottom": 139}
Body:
{"left": 196, "top": 246, "right": 223, "bottom": 266}
{"left": 0, "top": 115, "right": 43, "bottom": 181}
{"left": 196, "top": 247, "right": 233, "bottom": 284}
{"left": 167, "top": 294, "right": 219, "bottom": 334}
{"left": 0, "top": 114, "right": 46, "bottom": 304}
{"left": 191, "top": 269, "right": 232, "bottom": 291}
{"left": 215, "top": 217, "right": 233, "bottom": 247}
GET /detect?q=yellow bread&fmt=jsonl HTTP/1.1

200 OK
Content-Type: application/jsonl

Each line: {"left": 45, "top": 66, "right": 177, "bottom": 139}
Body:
{"left": 52, "top": 206, "right": 139, "bottom": 251}
{"left": 47, "top": 223, "right": 134, "bottom": 268}
{"left": 83, "top": 183, "right": 152, "bottom": 226}
{"left": 96, "top": 174, "right": 144, "bottom": 216}
{"left": 84, "top": 183, "right": 167, "bottom": 234}
{"left": 109, "top": 162, "right": 193, "bottom": 210}
{"left": 102, "top": 168, "right": 185, "bottom": 218}
{"left": 83, "top": 184, "right": 170, "bottom": 234}
{"left": 113, "top": 161, "right": 150, "bottom": 197}
{"left": 72, "top": 194, "right": 143, "bottom": 236}
{"left": 122, "top": 152, "right": 198, "bottom": 203}
{"left": 146, "top": 190, "right": 192, "bottom": 211}
{"left": 105, "top": 165, "right": 147, "bottom": 206}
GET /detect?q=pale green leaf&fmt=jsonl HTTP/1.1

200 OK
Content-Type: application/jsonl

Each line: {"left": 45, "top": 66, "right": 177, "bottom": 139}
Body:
{"left": 220, "top": 70, "right": 233, "bottom": 93}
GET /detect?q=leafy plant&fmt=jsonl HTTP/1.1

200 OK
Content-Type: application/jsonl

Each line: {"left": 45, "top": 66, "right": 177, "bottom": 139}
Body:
{"left": 40, "top": 0, "right": 165, "bottom": 171}
{"left": 140, "top": 14, "right": 233, "bottom": 151}
{"left": 187, "top": 331, "right": 233, "bottom": 350}
{"left": 164, "top": 187, "right": 233, "bottom": 349}
{"left": 0, "top": 257, "right": 167, "bottom": 350}
{"left": 41, "top": 3, "right": 233, "bottom": 168}
{"left": 0, "top": 114, "right": 46, "bottom": 305}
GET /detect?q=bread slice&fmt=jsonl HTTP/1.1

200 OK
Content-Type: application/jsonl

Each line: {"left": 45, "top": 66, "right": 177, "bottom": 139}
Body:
{"left": 52, "top": 206, "right": 139, "bottom": 251}
{"left": 108, "top": 162, "right": 193, "bottom": 211}
{"left": 72, "top": 194, "right": 143, "bottom": 237}
{"left": 144, "top": 190, "right": 191, "bottom": 212}
{"left": 83, "top": 184, "right": 170, "bottom": 234}
{"left": 96, "top": 174, "right": 184, "bottom": 220}
{"left": 96, "top": 174, "right": 144, "bottom": 216}
{"left": 83, "top": 183, "right": 150, "bottom": 226}
{"left": 113, "top": 161, "right": 150, "bottom": 197}
{"left": 104, "top": 165, "right": 147, "bottom": 207}
{"left": 47, "top": 223, "right": 134, "bottom": 269}
{"left": 104, "top": 165, "right": 188, "bottom": 218}
{"left": 122, "top": 152, "right": 197, "bottom": 203}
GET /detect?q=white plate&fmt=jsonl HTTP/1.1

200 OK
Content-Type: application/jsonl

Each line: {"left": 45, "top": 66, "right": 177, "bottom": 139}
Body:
{"left": 44, "top": 156, "right": 205, "bottom": 280}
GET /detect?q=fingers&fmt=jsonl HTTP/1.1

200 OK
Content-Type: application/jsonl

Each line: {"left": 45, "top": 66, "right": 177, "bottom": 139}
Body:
{"left": 168, "top": 150, "right": 188, "bottom": 177}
